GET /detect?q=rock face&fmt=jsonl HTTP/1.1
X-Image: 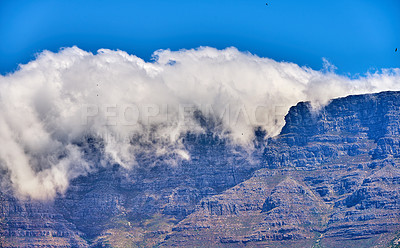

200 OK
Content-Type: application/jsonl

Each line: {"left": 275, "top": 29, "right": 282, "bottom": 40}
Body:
{"left": 2, "top": 91, "right": 400, "bottom": 247}
{"left": 0, "top": 191, "right": 88, "bottom": 247}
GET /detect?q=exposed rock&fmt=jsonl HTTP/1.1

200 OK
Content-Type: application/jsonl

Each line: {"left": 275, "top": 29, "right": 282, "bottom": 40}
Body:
{"left": 2, "top": 91, "right": 400, "bottom": 247}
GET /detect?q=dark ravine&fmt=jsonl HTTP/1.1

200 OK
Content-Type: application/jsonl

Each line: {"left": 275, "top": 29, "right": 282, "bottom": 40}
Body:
{"left": 2, "top": 91, "right": 400, "bottom": 247}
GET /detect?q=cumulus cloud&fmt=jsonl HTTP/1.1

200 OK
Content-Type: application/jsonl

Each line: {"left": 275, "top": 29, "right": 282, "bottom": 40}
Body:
{"left": 0, "top": 46, "right": 399, "bottom": 199}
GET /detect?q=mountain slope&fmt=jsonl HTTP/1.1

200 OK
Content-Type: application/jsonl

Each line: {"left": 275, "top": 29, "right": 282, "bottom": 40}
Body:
{"left": 2, "top": 91, "right": 400, "bottom": 247}
{"left": 161, "top": 91, "right": 400, "bottom": 247}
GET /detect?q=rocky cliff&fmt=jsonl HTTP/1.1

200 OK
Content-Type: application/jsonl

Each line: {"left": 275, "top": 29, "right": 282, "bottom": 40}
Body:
{"left": 2, "top": 91, "right": 400, "bottom": 247}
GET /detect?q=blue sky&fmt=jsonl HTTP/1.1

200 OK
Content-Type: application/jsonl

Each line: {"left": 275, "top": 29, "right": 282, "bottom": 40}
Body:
{"left": 0, "top": 0, "right": 399, "bottom": 75}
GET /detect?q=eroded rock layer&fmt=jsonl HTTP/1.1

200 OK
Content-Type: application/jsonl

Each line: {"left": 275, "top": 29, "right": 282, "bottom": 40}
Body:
{"left": 2, "top": 91, "right": 400, "bottom": 247}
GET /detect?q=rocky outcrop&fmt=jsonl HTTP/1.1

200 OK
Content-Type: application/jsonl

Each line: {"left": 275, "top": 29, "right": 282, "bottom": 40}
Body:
{"left": 0, "top": 191, "right": 88, "bottom": 247}
{"left": 2, "top": 91, "right": 400, "bottom": 247}
{"left": 162, "top": 91, "right": 400, "bottom": 247}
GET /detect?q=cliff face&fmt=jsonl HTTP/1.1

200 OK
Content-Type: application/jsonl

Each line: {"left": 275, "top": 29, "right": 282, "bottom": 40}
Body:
{"left": 0, "top": 133, "right": 264, "bottom": 247}
{"left": 163, "top": 91, "right": 400, "bottom": 247}
{"left": 2, "top": 91, "right": 400, "bottom": 247}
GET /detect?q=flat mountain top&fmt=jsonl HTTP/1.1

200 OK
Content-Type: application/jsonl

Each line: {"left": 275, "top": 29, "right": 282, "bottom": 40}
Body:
{"left": 2, "top": 91, "right": 400, "bottom": 247}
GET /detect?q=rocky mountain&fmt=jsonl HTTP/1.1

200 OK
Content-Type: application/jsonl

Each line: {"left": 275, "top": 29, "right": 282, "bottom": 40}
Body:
{"left": 2, "top": 91, "right": 400, "bottom": 247}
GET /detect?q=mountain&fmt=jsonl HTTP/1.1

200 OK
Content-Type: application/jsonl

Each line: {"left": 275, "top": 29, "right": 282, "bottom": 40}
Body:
{"left": 2, "top": 91, "right": 400, "bottom": 247}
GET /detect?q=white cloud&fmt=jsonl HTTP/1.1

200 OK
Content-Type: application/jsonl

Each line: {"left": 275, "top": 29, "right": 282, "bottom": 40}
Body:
{"left": 0, "top": 46, "right": 399, "bottom": 199}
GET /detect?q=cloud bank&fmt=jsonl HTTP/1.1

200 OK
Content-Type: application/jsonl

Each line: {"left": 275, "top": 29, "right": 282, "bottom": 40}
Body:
{"left": 0, "top": 46, "right": 399, "bottom": 199}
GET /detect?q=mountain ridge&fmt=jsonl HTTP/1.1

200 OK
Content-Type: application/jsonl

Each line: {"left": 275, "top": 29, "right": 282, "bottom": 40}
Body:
{"left": 2, "top": 90, "right": 400, "bottom": 247}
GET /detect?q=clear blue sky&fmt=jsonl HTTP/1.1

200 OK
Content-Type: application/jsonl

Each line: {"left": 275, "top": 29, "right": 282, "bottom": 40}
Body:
{"left": 0, "top": 0, "right": 399, "bottom": 75}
